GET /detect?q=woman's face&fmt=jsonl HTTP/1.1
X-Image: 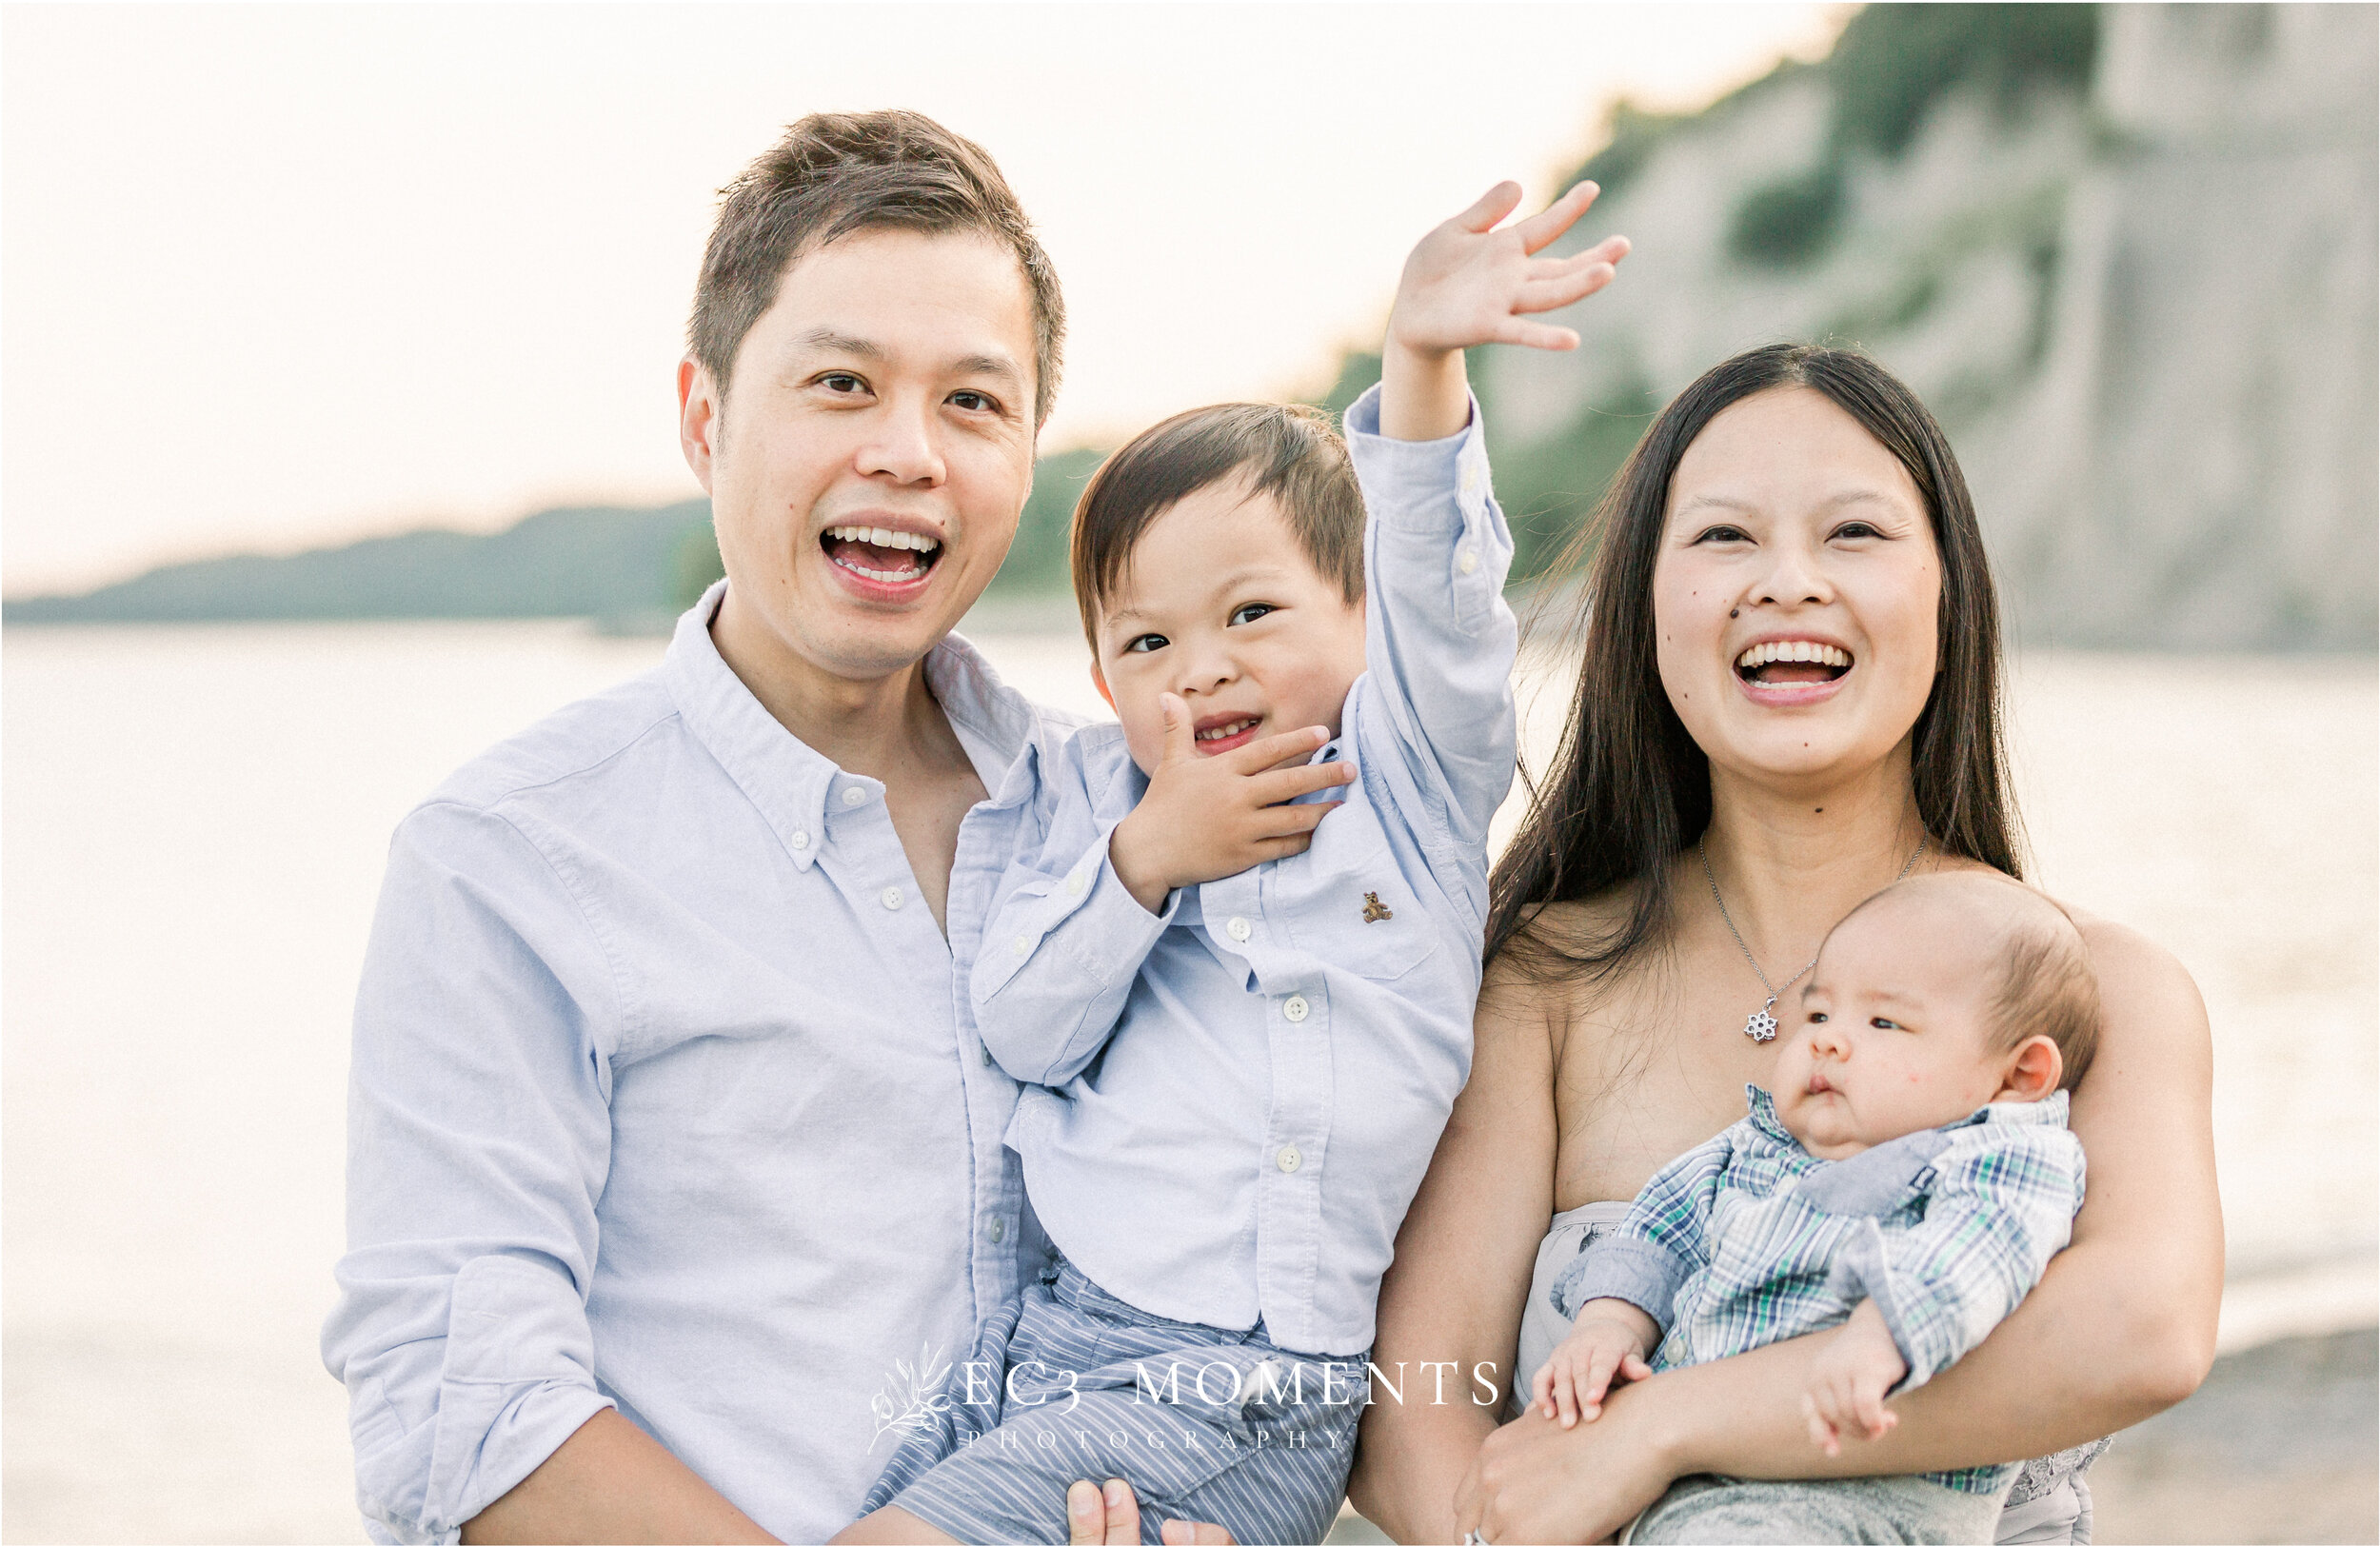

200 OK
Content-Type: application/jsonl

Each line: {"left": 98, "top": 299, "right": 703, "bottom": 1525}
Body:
{"left": 1652, "top": 386, "right": 1942, "bottom": 789}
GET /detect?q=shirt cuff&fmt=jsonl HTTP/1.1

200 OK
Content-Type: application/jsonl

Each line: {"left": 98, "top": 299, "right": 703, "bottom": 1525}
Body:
{"left": 1339, "top": 382, "right": 1493, "bottom": 532}
{"left": 1825, "top": 1218, "right": 1931, "bottom": 1395}
{"left": 1551, "top": 1236, "right": 1689, "bottom": 1336}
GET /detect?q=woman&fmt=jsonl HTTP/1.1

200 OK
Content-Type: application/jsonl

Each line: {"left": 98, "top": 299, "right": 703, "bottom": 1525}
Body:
{"left": 1347, "top": 345, "right": 2222, "bottom": 1544}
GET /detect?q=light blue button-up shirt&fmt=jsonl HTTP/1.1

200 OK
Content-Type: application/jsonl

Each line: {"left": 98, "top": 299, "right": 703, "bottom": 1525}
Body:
{"left": 971, "top": 385, "right": 1517, "bottom": 1357}
{"left": 321, "top": 590, "right": 1078, "bottom": 1544}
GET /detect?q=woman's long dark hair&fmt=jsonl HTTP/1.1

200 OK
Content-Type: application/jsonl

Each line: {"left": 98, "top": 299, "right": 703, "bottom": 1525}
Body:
{"left": 1487, "top": 343, "right": 2023, "bottom": 980}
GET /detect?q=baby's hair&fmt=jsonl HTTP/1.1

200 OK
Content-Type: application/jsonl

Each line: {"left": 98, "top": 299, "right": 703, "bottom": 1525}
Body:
{"left": 1068, "top": 403, "right": 1365, "bottom": 650}
{"left": 1989, "top": 894, "right": 2100, "bottom": 1089}
{"left": 1835, "top": 872, "right": 2101, "bottom": 1089}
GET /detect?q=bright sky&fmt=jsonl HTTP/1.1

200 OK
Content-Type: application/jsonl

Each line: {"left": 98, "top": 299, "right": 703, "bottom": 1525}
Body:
{"left": 2, "top": 3, "right": 1844, "bottom": 595}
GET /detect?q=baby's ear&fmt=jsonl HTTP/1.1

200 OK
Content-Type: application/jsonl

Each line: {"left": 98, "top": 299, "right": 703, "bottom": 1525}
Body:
{"left": 2000, "top": 1035, "right": 2064, "bottom": 1101}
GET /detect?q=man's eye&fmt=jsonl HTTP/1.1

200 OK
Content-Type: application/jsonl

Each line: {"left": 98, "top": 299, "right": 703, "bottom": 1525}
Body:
{"left": 1123, "top": 634, "right": 1168, "bottom": 654}
{"left": 1229, "top": 603, "right": 1275, "bottom": 626}
{"left": 949, "top": 389, "right": 998, "bottom": 412}
{"left": 819, "top": 372, "right": 867, "bottom": 395}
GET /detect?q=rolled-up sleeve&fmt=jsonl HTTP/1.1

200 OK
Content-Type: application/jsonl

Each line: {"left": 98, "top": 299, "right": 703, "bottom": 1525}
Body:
{"left": 321, "top": 801, "right": 621, "bottom": 1544}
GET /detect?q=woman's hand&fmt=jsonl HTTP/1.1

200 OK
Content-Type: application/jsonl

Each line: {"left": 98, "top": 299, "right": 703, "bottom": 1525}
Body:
{"left": 1064, "top": 1479, "right": 1234, "bottom": 1545}
{"left": 1455, "top": 1375, "right": 1678, "bottom": 1545}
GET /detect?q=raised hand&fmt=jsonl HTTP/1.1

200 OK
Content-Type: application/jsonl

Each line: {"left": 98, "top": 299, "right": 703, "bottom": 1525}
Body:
{"left": 1108, "top": 694, "right": 1356, "bottom": 913}
{"left": 1532, "top": 1301, "right": 1656, "bottom": 1429}
{"left": 1800, "top": 1299, "right": 1908, "bottom": 1455}
{"left": 1379, "top": 180, "right": 1629, "bottom": 441}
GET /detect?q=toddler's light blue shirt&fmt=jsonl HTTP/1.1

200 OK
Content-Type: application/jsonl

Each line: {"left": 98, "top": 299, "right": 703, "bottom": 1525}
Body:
{"left": 972, "top": 383, "right": 1518, "bottom": 1357}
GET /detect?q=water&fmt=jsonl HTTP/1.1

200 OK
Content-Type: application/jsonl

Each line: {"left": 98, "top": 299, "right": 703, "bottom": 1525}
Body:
{"left": 4, "top": 622, "right": 2372, "bottom": 1542}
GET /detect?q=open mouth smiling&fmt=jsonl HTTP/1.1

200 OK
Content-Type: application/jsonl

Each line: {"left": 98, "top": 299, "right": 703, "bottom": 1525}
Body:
{"left": 822, "top": 524, "right": 942, "bottom": 587}
{"left": 1734, "top": 638, "right": 1854, "bottom": 691}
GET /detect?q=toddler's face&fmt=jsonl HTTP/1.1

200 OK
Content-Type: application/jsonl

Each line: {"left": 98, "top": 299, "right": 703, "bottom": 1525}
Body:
{"left": 1091, "top": 479, "right": 1368, "bottom": 778}
{"left": 1769, "top": 889, "right": 2020, "bottom": 1159}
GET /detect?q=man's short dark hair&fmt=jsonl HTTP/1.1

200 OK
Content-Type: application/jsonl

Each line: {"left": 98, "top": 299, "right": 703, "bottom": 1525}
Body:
{"left": 1068, "top": 402, "right": 1366, "bottom": 650}
{"left": 689, "top": 109, "right": 1064, "bottom": 424}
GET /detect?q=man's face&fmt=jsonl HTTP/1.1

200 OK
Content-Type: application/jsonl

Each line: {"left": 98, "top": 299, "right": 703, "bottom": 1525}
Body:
{"left": 681, "top": 228, "right": 1040, "bottom": 685}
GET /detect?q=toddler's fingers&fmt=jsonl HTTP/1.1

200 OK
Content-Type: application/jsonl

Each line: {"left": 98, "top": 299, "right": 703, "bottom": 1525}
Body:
{"left": 1619, "top": 1353, "right": 1653, "bottom": 1382}
{"left": 1494, "top": 318, "right": 1581, "bottom": 353}
{"left": 1455, "top": 180, "right": 1525, "bottom": 234}
{"left": 1252, "top": 801, "right": 1341, "bottom": 842}
{"left": 1530, "top": 1364, "right": 1555, "bottom": 1417}
{"left": 1220, "top": 723, "right": 1332, "bottom": 775}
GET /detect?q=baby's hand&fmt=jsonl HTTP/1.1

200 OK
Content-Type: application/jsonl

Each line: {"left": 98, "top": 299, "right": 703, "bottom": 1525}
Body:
{"left": 1387, "top": 180, "right": 1628, "bottom": 361}
{"left": 1801, "top": 1299, "right": 1910, "bottom": 1456}
{"left": 1107, "top": 694, "right": 1356, "bottom": 912}
{"left": 1531, "top": 1299, "right": 1656, "bottom": 1429}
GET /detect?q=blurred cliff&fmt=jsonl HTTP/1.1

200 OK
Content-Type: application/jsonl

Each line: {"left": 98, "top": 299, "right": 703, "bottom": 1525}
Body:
{"left": 1456, "top": 2, "right": 2378, "bottom": 650}
{"left": 9, "top": 5, "right": 2372, "bottom": 648}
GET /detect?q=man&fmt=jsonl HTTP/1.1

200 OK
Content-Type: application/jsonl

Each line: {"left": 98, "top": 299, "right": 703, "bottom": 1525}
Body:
{"left": 324, "top": 110, "right": 1103, "bottom": 1543}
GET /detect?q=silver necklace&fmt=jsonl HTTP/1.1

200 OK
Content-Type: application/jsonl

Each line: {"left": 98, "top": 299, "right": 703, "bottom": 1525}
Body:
{"left": 1699, "top": 833, "right": 1926, "bottom": 1043}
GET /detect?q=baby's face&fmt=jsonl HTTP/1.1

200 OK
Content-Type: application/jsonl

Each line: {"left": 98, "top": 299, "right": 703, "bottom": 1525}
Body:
{"left": 1092, "top": 478, "right": 1368, "bottom": 778}
{"left": 1769, "top": 889, "right": 2018, "bottom": 1159}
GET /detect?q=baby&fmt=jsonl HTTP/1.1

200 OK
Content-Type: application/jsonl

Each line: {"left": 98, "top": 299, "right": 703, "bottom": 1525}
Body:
{"left": 1534, "top": 871, "right": 2099, "bottom": 1543}
{"left": 843, "top": 184, "right": 1629, "bottom": 1546}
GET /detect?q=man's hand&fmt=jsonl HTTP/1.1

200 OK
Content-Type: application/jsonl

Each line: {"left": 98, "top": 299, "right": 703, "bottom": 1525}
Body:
{"left": 1531, "top": 1299, "right": 1656, "bottom": 1429}
{"left": 1801, "top": 1299, "right": 1909, "bottom": 1456}
{"left": 1108, "top": 695, "right": 1355, "bottom": 913}
{"left": 1066, "top": 1479, "right": 1235, "bottom": 1545}
{"left": 1379, "top": 180, "right": 1630, "bottom": 441}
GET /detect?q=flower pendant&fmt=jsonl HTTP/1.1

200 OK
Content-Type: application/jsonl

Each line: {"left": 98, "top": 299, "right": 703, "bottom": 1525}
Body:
{"left": 1743, "top": 999, "right": 1780, "bottom": 1042}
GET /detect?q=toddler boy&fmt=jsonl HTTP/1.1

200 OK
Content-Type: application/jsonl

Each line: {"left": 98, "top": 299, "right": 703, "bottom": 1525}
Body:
{"left": 844, "top": 182, "right": 1630, "bottom": 1546}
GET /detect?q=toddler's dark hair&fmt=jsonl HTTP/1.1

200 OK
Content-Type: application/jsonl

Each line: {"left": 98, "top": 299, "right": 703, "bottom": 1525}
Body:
{"left": 1068, "top": 403, "right": 1365, "bottom": 649}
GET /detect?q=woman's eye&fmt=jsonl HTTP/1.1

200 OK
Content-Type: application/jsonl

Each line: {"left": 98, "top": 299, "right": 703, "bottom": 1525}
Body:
{"left": 1692, "top": 525, "right": 1751, "bottom": 545}
{"left": 1832, "top": 521, "right": 1882, "bottom": 541}
{"left": 1123, "top": 634, "right": 1168, "bottom": 654}
{"left": 1228, "top": 603, "right": 1276, "bottom": 626}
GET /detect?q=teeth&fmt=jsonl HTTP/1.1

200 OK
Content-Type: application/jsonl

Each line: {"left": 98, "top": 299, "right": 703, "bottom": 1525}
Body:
{"left": 1734, "top": 641, "right": 1852, "bottom": 669}
{"left": 825, "top": 525, "right": 941, "bottom": 553}
{"left": 1196, "top": 718, "right": 1259, "bottom": 742}
{"left": 830, "top": 551, "right": 928, "bottom": 585}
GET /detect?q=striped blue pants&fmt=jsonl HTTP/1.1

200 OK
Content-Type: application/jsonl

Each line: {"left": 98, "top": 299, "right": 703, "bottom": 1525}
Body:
{"left": 861, "top": 1260, "right": 1368, "bottom": 1545}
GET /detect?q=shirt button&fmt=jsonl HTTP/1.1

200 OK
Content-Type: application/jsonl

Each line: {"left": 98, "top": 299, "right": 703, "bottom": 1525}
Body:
{"left": 881, "top": 886, "right": 904, "bottom": 910}
{"left": 1013, "top": 934, "right": 1031, "bottom": 956}
{"left": 790, "top": 830, "right": 810, "bottom": 850}
{"left": 987, "top": 1217, "right": 1007, "bottom": 1243}
{"left": 1226, "top": 916, "right": 1252, "bottom": 942}
{"left": 1458, "top": 548, "right": 1479, "bottom": 575}
{"left": 1282, "top": 994, "right": 1310, "bottom": 1023}
{"left": 842, "top": 786, "right": 867, "bottom": 807}
{"left": 1066, "top": 872, "right": 1087, "bottom": 896}
{"left": 1276, "top": 1145, "right": 1302, "bottom": 1174}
